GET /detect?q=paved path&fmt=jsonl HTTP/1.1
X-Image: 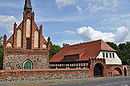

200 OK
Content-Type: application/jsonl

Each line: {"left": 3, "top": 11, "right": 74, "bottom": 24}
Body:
{"left": 0, "top": 76, "right": 129, "bottom": 86}
{"left": 51, "top": 77, "right": 130, "bottom": 86}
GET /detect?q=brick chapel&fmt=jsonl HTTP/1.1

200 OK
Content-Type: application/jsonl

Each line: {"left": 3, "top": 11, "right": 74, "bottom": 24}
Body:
{"left": 3, "top": 0, "right": 50, "bottom": 70}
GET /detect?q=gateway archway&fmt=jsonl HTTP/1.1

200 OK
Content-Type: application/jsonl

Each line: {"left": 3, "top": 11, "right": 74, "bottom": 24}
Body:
{"left": 124, "top": 67, "right": 127, "bottom": 76}
{"left": 113, "top": 67, "right": 122, "bottom": 76}
{"left": 94, "top": 63, "right": 103, "bottom": 77}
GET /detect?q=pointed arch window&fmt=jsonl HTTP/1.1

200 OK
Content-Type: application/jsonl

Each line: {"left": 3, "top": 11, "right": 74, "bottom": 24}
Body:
{"left": 7, "top": 42, "right": 12, "bottom": 47}
{"left": 26, "top": 19, "right": 31, "bottom": 37}
{"left": 17, "top": 29, "right": 22, "bottom": 47}
{"left": 24, "top": 60, "right": 32, "bottom": 69}
{"left": 34, "top": 30, "right": 39, "bottom": 47}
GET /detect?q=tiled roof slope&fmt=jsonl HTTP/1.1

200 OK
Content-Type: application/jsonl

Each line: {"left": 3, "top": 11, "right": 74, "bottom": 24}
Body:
{"left": 49, "top": 40, "right": 115, "bottom": 62}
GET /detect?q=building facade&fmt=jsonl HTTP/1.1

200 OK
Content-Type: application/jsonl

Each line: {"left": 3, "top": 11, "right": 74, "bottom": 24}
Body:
{"left": 50, "top": 40, "right": 128, "bottom": 77}
{"left": 1, "top": 0, "right": 128, "bottom": 78}
{"left": 3, "top": 0, "right": 50, "bottom": 70}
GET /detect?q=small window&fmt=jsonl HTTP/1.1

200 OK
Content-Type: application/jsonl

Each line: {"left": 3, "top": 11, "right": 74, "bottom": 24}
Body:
{"left": 103, "top": 52, "right": 105, "bottom": 57}
{"left": 110, "top": 53, "right": 112, "bottom": 58}
{"left": 26, "top": 38, "right": 31, "bottom": 49}
{"left": 64, "top": 55, "right": 79, "bottom": 60}
{"left": 7, "top": 42, "right": 12, "bottom": 47}
{"left": 42, "top": 44, "right": 47, "bottom": 49}
{"left": 24, "top": 60, "right": 32, "bottom": 69}
{"left": 106, "top": 53, "right": 108, "bottom": 58}
{"left": 113, "top": 53, "right": 115, "bottom": 58}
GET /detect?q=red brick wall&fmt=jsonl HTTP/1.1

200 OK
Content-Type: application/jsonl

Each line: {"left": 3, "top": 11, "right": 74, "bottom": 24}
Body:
{"left": 0, "top": 69, "right": 89, "bottom": 82}
{"left": 88, "top": 58, "right": 128, "bottom": 77}
{"left": 128, "top": 67, "right": 130, "bottom": 76}
{"left": 106, "top": 65, "right": 128, "bottom": 76}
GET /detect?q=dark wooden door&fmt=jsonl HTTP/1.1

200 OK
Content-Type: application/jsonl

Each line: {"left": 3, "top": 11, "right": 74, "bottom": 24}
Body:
{"left": 94, "top": 64, "right": 103, "bottom": 77}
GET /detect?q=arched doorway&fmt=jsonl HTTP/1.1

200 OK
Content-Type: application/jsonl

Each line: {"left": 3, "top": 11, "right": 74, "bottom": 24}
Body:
{"left": 94, "top": 63, "right": 103, "bottom": 77}
{"left": 124, "top": 68, "right": 127, "bottom": 76}
{"left": 24, "top": 60, "right": 32, "bottom": 69}
{"left": 113, "top": 68, "right": 122, "bottom": 76}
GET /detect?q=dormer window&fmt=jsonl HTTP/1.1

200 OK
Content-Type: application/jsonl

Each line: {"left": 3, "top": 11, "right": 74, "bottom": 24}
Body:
{"left": 64, "top": 54, "right": 79, "bottom": 60}
{"left": 74, "top": 45, "right": 80, "bottom": 49}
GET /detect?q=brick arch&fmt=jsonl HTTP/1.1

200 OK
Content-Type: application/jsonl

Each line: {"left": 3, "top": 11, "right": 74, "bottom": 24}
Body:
{"left": 113, "top": 67, "right": 122, "bottom": 76}
{"left": 123, "top": 67, "right": 127, "bottom": 76}
{"left": 94, "top": 63, "right": 104, "bottom": 77}
{"left": 23, "top": 59, "right": 33, "bottom": 69}
{"left": 89, "top": 59, "right": 107, "bottom": 77}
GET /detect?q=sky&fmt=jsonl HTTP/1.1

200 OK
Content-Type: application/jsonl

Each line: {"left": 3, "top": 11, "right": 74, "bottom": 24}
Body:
{"left": 0, "top": 0, "right": 130, "bottom": 46}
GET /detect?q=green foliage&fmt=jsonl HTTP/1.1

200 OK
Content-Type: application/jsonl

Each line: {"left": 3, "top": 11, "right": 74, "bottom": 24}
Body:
{"left": 106, "top": 42, "right": 118, "bottom": 50}
{"left": 49, "top": 42, "right": 62, "bottom": 59}
{"left": 0, "top": 36, "right": 3, "bottom": 69}
{"left": 63, "top": 43, "right": 70, "bottom": 47}
{"left": 107, "top": 42, "right": 130, "bottom": 65}
{"left": 117, "top": 42, "right": 130, "bottom": 65}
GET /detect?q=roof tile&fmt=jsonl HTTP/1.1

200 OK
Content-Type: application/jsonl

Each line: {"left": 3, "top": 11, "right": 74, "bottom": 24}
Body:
{"left": 49, "top": 40, "right": 115, "bottom": 62}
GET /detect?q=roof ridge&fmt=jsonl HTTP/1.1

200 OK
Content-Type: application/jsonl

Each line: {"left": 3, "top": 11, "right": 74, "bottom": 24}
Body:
{"left": 65, "top": 39, "right": 103, "bottom": 47}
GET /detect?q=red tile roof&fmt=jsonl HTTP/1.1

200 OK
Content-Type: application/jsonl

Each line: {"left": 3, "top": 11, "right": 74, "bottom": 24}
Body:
{"left": 49, "top": 40, "right": 115, "bottom": 62}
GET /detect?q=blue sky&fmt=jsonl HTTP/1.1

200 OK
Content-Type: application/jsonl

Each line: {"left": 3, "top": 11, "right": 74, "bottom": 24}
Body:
{"left": 0, "top": 0, "right": 130, "bottom": 46}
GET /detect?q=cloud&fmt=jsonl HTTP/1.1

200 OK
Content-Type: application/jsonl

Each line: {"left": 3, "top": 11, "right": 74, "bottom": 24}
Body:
{"left": 0, "top": 2, "right": 21, "bottom": 9}
{"left": 54, "top": 39, "right": 83, "bottom": 46}
{"left": 56, "top": 0, "right": 76, "bottom": 8}
{"left": 76, "top": 26, "right": 128, "bottom": 43}
{"left": 62, "top": 39, "right": 83, "bottom": 45}
{"left": 0, "top": 15, "right": 16, "bottom": 34}
{"left": 38, "top": 16, "right": 88, "bottom": 23}
{"left": 115, "top": 27, "right": 128, "bottom": 43}
{"left": 65, "top": 30, "right": 75, "bottom": 35}
{"left": 76, "top": 6, "right": 82, "bottom": 14}
{"left": 86, "top": 0, "right": 119, "bottom": 13}
{"left": 55, "top": 30, "right": 75, "bottom": 36}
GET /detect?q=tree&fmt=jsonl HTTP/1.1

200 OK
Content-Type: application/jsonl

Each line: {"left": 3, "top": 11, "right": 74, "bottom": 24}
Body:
{"left": 49, "top": 42, "right": 62, "bottom": 59}
{"left": 117, "top": 42, "right": 130, "bottom": 65}
{"left": 63, "top": 43, "right": 69, "bottom": 47}
{"left": 106, "top": 42, "right": 118, "bottom": 50}
{"left": 0, "top": 36, "right": 3, "bottom": 69}
{"left": 107, "top": 42, "right": 130, "bottom": 65}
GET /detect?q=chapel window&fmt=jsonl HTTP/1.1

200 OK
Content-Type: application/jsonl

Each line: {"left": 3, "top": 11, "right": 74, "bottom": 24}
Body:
{"left": 26, "top": 19, "right": 31, "bottom": 37}
{"left": 24, "top": 60, "right": 32, "bottom": 69}
{"left": 34, "top": 30, "right": 39, "bottom": 48}
{"left": 17, "top": 29, "right": 22, "bottom": 47}
{"left": 26, "top": 38, "right": 31, "bottom": 49}
{"left": 7, "top": 42, "right": 12, "bottom": 47}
